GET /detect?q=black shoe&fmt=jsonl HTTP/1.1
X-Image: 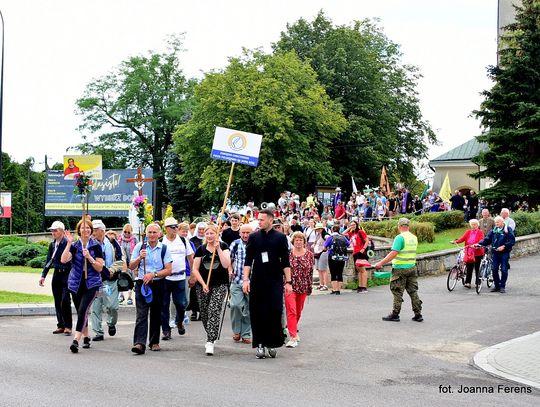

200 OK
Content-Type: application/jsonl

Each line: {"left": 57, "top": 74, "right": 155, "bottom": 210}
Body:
{"left": 70, "top": 340, "right": 79, "bottom": 353}
{"left": 131, "top": 343, "right": 145, "bottom": 355}
{"left": 490, "top": 287, "right": 500, "bottom": 293}
{"left": 412, "top": 314, "right": 424, "bottom": 322}
{"left": 177, "top": 323, "right": 186, "bottom": 335}
{"left": 330, "top": 291, "right": 336, "bottom": 295}
{"left": 499, "top": 288, "right": 506, "bottom": 293}
{"left": 382, "top": 313, "right": 400, "bottom": 322}
{"left": 108, "top": 325, "right": 116, "bottom": 336}
{"left": 256, "top": 346, "right": 266, "bottom": 359}
{"left": 162, "top": 331, "right": 172, "bottom": 340}
{"left": 92, "top": 335, "right": 104, "bottom": 342}
{"left": 268, "top": 348, "right": 277, "bottom": 358}
{"left": 335, "top": 291, "right": 341, "bottom": 295}
{"left": 82, "top": 337, "right": 91, "bottom": 349}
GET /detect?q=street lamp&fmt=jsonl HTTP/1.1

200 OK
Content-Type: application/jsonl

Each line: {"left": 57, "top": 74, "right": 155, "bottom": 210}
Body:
{"left": 26, "top": 158, "right": 34, "bottom": 243}
{"left": 0, "top": 10, "right": 4, "bottom": 189}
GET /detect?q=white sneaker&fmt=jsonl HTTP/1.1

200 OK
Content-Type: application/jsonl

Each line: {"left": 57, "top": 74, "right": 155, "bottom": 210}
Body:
{"left": 285, "top": 340, "right": 298, "bottom": 348}
{"left": 205, "top": 341, "right": 214, "bottom": 356}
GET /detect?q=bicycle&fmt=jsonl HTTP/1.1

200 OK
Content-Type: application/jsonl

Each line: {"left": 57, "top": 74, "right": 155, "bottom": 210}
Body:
{"left": 447, "top": 243, "right": 467, "bottom": 291}
{"left": 475, "top": 247, "right": 493, "bottom": 294}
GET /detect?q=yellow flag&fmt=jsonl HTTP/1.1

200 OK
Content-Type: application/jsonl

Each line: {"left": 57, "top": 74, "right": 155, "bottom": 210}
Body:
{"left": 439, "top": 172, "right": 452, "bottom": 202}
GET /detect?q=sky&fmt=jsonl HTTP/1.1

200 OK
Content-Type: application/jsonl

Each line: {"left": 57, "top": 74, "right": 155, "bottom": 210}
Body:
{"left": 0, "top": 0, "right": 498, "bottom": 172}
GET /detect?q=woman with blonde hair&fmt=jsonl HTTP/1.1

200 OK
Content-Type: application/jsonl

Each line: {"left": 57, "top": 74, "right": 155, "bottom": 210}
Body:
{"left": 191, "top": 224, "right": 231, "bottom": 355}
{"left": 60, "top": 219, "right": 104, "bottom": 353}
{"left": 285, "top": 232, "right": 314, "bottom": 348}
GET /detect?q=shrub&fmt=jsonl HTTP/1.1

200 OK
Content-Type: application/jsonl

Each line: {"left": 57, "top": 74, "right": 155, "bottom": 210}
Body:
{"left": 26, "top": 255, "right": 48, "bottom": 268}
{"left": 0, "top": 244, "right": 48, "bottom": 266}
{"left": 36, "top": 240, "right": 50, "bottom": 247}
{"left": 0, "top": 236, "right": 27, "bottom": 249}
{"left": 411, "top": 211, "right": 465, "bottom": 232}
{"left": 512, "top": 211, "right": 540, "bottom": 236}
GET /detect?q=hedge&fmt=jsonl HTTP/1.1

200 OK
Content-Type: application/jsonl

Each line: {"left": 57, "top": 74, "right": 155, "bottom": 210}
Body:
{"left": 361, "top": 220, "right": 435, "bottom": 243}
{"left": 402, "top": 210, "right": 465, "bottom": 232}
{"left": 26, "top": 255, "right": 48, "bottom": 269}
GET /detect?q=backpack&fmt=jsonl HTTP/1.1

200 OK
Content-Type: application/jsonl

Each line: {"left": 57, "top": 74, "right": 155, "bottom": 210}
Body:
{"left": 331, "top": 235, "right": 348, "bottom": 262}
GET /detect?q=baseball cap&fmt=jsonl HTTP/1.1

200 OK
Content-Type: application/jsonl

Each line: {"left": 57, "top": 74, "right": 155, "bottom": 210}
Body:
{"left": 398, "top": 218, "right": 410, "bottom": 227}
{"left": 92, "top": 219, "right": 106, "bottom": 230}
{"left": 48, "top": 221, "right": 65, "bottom": 230}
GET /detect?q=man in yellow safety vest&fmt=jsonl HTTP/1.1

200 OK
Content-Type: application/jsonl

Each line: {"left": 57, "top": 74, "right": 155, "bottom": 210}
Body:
{"left": 375, "top": 218, "right": 423, "bottom": 322}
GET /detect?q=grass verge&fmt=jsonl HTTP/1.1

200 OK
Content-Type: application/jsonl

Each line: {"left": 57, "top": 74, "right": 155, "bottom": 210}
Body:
{"left": 344, "top": 277, "right": 391, "bottom": 290}
{"left": 0, "top": 291, "right": 53, "bottom": 303}
{"left": 0, "top": 266, "right": 41, "bottom": 273}
{"left": 417, "top": 226, "right": 469, "bottom": 254}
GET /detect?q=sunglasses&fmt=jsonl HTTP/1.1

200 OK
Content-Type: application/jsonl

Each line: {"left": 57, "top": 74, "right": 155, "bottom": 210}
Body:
{"left": 167, "top": 225, "right": 178, "bottom": 229}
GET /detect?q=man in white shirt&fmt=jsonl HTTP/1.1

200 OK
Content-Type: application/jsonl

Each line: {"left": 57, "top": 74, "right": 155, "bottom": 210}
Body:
{"left": 161, "top": 217, "right": 195, "bottom": 340}
{"left": 500, "top": 208, "right": 516, "bottom": 232}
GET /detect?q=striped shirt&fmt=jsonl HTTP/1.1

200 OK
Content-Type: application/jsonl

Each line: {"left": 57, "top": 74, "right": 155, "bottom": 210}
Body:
{"left": 229, "top": 238, "right": 247, "bottom": 284}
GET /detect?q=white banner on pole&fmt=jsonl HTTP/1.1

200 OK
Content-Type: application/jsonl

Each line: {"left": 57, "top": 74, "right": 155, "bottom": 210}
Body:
{"left": 211, "top": 126, "right": 262, "bottom": 167}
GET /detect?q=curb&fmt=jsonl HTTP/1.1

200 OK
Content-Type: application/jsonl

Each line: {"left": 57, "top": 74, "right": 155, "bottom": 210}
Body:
{"left": 473, "top": 331, "right": 540, "bottom": 390}
{"left": 0, "top": 304, "right": 136, "bottom": 317}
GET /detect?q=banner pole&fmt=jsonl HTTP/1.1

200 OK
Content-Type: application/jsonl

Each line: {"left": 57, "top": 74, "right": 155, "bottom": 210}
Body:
{"left": 206, "top": 162, "right": 235, "bottom": 287}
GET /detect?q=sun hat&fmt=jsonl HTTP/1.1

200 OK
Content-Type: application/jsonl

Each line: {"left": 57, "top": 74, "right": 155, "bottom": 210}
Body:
{"left": 164, "top": 217, "right": 178, "bottom": 227}
{"left": 314, "top": 222, "right": 325, "bottom": 230}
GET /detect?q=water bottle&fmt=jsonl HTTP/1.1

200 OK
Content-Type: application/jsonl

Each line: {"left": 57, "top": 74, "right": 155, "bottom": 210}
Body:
{"left": 104, "top": 284, "right": 112, "bottom": 296}
{"left": 183, "top": 314, "right": 190, "bottom": 325}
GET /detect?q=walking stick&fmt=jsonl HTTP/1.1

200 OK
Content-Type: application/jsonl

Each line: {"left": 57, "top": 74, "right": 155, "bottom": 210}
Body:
{"left": 217, "top": 278, "right": 232, "bottom": 340}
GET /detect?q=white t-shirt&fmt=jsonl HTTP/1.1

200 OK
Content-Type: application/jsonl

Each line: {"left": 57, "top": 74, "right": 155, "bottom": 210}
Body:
{"left": 356, "top": 194, "right": 365, "bottom": 206}
{"left": 162, "top": 235, "right": 194, "bottom": 281}
{"left": 304, "top": 227, "right": 317, "bottom": 243}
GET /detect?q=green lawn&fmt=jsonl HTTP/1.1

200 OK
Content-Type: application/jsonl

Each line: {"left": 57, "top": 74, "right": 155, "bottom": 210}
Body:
{"left": 417, "top": 226, "right": 469, "bottom": 254}
{"left": 0, "top": 291, "right": 53, "bottom": 303}
{"left": 0, "top": 266, "right": 40, "bottom": 273}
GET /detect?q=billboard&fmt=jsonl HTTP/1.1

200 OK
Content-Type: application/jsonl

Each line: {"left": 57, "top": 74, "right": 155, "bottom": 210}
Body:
{"left": 45, "top": 169, "right": 153, "bottom": 217}
{"left": 0, "top": 192, "right": 12, "bottom": 218}
{"left": 63, "top": 155, "right": 103, "bottom": 180}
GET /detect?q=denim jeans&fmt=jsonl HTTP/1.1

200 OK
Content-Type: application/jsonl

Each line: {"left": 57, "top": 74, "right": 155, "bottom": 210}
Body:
{"left": 161, "top": 279, "right": 187, "bottom": 333}
{"left": 491, "top": 251, "right": 510, "bottom": 289}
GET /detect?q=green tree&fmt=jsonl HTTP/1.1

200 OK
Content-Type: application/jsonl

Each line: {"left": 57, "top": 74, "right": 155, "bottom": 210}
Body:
{"left": 473, "top": 0, "right": 540, "bottom": 207}
{"left": 74, "top": 36, "right": 196, "bottom": 219}
{"left": 174, "top": 51, "right": 347, "bottom": 206}
{"left": 274, "top": 12, "right": 437, "bottom": 190}
{"left": 0, "top": 154, "right": 45, "bottom": 234}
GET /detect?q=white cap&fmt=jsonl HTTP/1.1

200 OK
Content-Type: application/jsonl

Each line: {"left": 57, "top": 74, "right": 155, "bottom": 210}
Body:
{"left": 92, "top": 219, "right": 106, "bottom": 230}
{"left": 48, "top": 221, "right": 65, "bottom": 230}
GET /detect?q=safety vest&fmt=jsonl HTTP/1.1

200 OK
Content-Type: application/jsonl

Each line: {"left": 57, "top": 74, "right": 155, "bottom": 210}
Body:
{"left": 392, "top": 231, "right": 418, "bottom": 268}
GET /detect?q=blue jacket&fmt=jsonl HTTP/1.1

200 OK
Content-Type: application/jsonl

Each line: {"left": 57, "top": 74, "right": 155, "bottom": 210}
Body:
{"left": 67, "top": 238, "right": 104, "bottom": 293}
{"left": 479, "top": 226, "right": 515, "bottom": 254}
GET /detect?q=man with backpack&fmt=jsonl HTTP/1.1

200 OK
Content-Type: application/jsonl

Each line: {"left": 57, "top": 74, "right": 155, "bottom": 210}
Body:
{"left": 129, "top": 223, "right": 173, "bottom": 354}
{"left": 160, "top": 217, "right": 194, "bottom": 340}
{"left": 323, "top": 225, "right": 350, "bottom": 295}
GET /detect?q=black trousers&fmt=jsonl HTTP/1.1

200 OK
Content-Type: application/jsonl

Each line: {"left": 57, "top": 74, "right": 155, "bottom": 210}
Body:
{"left": 465, "top": 256, "right": 482, "bottom": 285}
{"left": 134, "top": 279, "right": 164, "bottom": 348}
{"left": 71, "top": 283, "right": 98, "bottom": 333}
{"left": 52, "top": 270, "right": 72, "bottom": 329}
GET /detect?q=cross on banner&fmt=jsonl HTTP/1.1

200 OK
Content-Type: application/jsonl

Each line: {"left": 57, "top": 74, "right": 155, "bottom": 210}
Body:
{"left": 126, "top": 167, "right": 154, "bottom": 196}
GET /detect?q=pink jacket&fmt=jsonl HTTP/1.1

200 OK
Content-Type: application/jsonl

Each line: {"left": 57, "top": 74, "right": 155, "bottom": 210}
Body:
{"left": 455, "top": 229, "right": 485, "bottom": 257}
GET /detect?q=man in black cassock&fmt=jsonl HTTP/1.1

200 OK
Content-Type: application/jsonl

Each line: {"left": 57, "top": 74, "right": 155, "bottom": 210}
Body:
{"left": 243, "top": 209, "right": 292, "bottom": 359}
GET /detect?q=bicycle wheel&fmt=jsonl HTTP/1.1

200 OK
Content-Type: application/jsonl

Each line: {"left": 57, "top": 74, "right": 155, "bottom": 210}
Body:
{"left": 459, "top": 264, "right": 466, "bottom": 286}
{"left": 476, "top": 278, "right": 482, "bottom": 294}
{"left": 447, "top": 266, "right": 459, "bottom": 291}
{"left": 486, "top": 269, "right": 493, "bottom": 288}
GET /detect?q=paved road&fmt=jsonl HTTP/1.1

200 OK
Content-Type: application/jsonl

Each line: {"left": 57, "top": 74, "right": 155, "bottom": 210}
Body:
{"left": 1, "top": 254, "right": 539, "bottom": 407}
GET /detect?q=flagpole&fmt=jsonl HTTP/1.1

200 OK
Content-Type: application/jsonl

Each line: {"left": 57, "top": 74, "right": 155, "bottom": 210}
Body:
{"left": 206, "top": 162, "right": 235, "bottom": 287}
